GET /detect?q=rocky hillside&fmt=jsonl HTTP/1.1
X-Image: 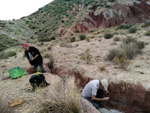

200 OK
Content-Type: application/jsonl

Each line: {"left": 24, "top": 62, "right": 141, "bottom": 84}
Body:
{"left": 0, "top": 0, "right": 150, "bottom": 113}
{"left": 1, "top": 0, "right": 150, "bottom": 46}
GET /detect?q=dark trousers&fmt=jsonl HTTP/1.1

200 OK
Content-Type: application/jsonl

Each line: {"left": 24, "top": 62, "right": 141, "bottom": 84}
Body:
{"left": 34, "top": 63, "right": 46, "bottom": 73}
{"left": 85, "top": 88, "right": 104, "bottom": 109}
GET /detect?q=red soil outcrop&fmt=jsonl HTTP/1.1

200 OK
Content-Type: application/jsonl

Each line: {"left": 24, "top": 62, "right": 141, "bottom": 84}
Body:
{"left": 50, "top": 66, "right": 150, "bottom": 113}
{"left": 104, "top": 82, "right": 150, "bottom": 113}
{"left": 70, "top": 0, "right": 150, "bottom": 33}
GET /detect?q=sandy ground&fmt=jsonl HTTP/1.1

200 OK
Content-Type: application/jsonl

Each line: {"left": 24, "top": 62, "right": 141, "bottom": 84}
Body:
{"left": 0, "top": 25, "right": 150, "bottom": 112}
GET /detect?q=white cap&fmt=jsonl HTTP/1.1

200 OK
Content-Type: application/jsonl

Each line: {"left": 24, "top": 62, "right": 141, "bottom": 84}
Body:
{"left": 101, "top": 79, "right": 108, "bottom": 91}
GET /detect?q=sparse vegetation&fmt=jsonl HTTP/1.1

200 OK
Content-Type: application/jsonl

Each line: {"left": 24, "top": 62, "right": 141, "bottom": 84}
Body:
{"left": 117, "top": 25, "right": 132, "bottom": 30}
{"left": 39, "top": 77, "right": 82, "bottom": 113}
{"left": 104, "top": 33, "right": 113, "bottom": 39}
{"left": 107, "top": 37, "right": 145, "bottom": 68}
{"left": 0, "top": 50, "right": 16, "bottom": 59}
{"left": 80, "top": 48, "right": 92, "bottom": 64}
{"left": 145, "top": 31, "right": 150, "bottom": 36}
{"left": 70, "top": 37, "right": 76, "bottom": 42}
{"left": 79, "top": 34, "right": 86, "bottom": 40}
{"left": 98, "top": 65, "right": 106, "bottom": 71}
{"left": 0, "top": 34, "right": 20, "bottom": 52}
{"left": 128, "top": 27, "right": 137, "bottom": 33}
{"left": 113, "top": 37, "right": 120, "bottom": 41}
{"left": 113, "top": 52, "right": 129, "bottom": 69}
{"left": 142, "top": 20, "right": 150, "bottom": 27}
{"left": 48, "top": 54, "right": 54, "bottom": 70}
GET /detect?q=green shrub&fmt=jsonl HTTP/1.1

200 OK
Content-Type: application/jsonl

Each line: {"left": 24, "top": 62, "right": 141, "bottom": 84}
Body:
{"left": 142, "top": 20, "right": 150, "bottom": 27}
{"left": 0, "top": 34, "right": 20, "bottom": 52}
{"left": 74, "top": 30, "right": 80, "bottom": 33}
{"left": 48, "top": 54, "right": 54, "bottom": 70}
{"left": 128, "top": 27, "right": 137, "bottom": 33}
{"left": 113, "top": 52, "right": 129, "bottom": 69}
{"left": 123, "top": 36, "right": 136, "bottom": 44}
{"left": 107, "top": 48, "right": 121, "bottom": 61}
{"left": 79, "top": 34, "right": 86, "bottom": 40}
{"left": 122, "top": 43, "right": 139, "bottom": 59}
{"left": 145, "top": 31, "right": 150, "bottom": 36}
{"left": 107, "top": 37, "right": 145, "bottom": 68}
{"left": 70, "top": 37, "right": 76, "bottom": 42}
{"left": 0, "top": 50, "right": 16, "bottom": 59}
{"left": 123, "top": 37, "right": 145, "bottom": 50}
{"left": 113, "top": 37, "right": 120, "bottom": 41}
{"left": 117, "top": 25, "right": 132, "bottom": 30}
{"left": 98, "top": 66, "right": 105, "bottom": 71}
{"left": 0, "top": 21, "right": 6, "bottom": 27}
{"left": 104, "top": 33, "right": 113, "bottom": 39}
{"left": 80, "top": 48, "right": 92, "bottom": 64}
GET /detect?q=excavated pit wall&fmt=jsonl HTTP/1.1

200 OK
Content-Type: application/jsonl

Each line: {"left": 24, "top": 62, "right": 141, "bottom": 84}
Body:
{"left": 51, "top": 67, "right": 150, "bottom": 113}
{"left": 26, "top": 66, "right": 150, "bottom": 113}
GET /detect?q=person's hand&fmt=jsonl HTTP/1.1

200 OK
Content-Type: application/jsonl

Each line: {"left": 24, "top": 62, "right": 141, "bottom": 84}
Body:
{"left": 30, "top": 58, "right": 34, "bottom": 61}
{"left": 103, "top": 97, "right": 109, "bottom": 101}
{"left": 104, "top": 90, "right": 109, "bottom": 94}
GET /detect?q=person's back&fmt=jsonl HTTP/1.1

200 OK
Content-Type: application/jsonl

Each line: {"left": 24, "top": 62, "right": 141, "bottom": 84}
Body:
{"left": 82, "top": 80, "right": 99, "bottom": 98}
{"left": 81, "top": 79, "right": 109, "bottom": 109}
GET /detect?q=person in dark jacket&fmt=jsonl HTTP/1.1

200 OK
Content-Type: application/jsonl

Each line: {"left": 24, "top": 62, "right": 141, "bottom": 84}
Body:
{"left": 22, "top": 43, "right": 46, "bottom": 73}
{"left": 29, "top": 73, "right": 50, "bottom": 91}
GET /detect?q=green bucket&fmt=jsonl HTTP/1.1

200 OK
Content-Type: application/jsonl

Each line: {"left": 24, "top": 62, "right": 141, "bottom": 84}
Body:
{"left": 8, "top": 67, "right": 26, "bottom": 79}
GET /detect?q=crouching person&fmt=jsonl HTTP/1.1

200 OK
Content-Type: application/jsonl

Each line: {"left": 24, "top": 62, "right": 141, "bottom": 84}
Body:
{"left": 81, "top": 79, "right": 109, "bottom": 109}
{"left": 29, "top": 73, "right": 50, "bottom": 91}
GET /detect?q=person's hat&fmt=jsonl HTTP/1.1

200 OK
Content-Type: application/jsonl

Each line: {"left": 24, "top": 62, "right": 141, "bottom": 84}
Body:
{"left": 22, "top": 43, "right": 29, "bottom": 48}
{"left": 101, "top": 79, "right": 108, "bottom": 91}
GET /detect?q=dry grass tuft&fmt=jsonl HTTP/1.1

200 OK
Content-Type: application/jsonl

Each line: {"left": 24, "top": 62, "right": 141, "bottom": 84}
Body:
{"left": 39, "top": 77, "right": 82, "bottom": 113}
{"left": 98, "top": 65, "right": 106, "bottom": 71}
{"left": 80, "top": 48, "right": 92, "bottom": 64}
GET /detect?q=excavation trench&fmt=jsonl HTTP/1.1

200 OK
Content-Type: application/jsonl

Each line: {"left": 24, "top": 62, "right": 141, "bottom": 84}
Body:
{"left": 27, "top": 66, "right": 150, "bottom": 113}
{"left": 51, "top": 67, "right": 150, "bottom": 113}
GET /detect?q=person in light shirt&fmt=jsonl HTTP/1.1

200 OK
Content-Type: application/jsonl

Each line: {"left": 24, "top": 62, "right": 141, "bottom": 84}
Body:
{"left": 82, "top": 79, "right": 109, "bottom": 109}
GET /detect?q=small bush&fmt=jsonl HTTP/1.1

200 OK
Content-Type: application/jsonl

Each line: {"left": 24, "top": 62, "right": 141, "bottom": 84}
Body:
{"left": 0, "top": 34, "right": 20, "bottom": 52}
{"left": 123, "top": 36, "right": 136, "bottom": 44}
{"left": 107, "top": 49, "right": 120, "bottom": 61}
{"left": 128, "top": 27, "right": 137, "bottom": 33}
{"left": 80, "top": 48, "right": 92, "bottom": 64}
{"left": 79, "top": 34, "right": 86, "bottom": 40}
{"left": 86, "top": 37, "right": 90, "bottom": 42}
{"left": 48, "top": 54, "right": 54, "bottom": 70}
{"left": 47, "top": 46, "right": 52, "bottom": 50}
{"left": 142, "top": 20, "right": 150, "bottom": 27}
{"left": 104, "top": 33, "right": 113, "bottom": 39}
{"left": 107, "top": 37, "right": 145, "bottom": 68}
{"left": 98, "top": 66, "right": 105, "bottom": 71}
{"left": 113, "top": 37, "right": 120, "bottom": 41}
{"left": 123, "top": 37, "right": 145, "bottom": 50}
{"left": 70, "top": 37, "right": 76, "bottom": 42}
{"left": 74, "top": 30, "right": 80, "bottom": 33}
{"left": 113, "top": 52, "right": 129, "bottom": 69}
{"left": 117, "top": 25, "right": 132, "bottom": 30}
{"left": 145, "top": 31, "right": 150, "bottom": 36}
{"left": 0, "top": 50, "right": 16, "bottom": 59}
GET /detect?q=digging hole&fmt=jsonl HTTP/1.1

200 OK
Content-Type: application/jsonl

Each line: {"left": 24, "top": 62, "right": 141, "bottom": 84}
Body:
{"left": 51, "top": 66, "right": 150, "bottom": 113}
{"left": 25, "top": 65, "right": 150, "bottom": 113}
